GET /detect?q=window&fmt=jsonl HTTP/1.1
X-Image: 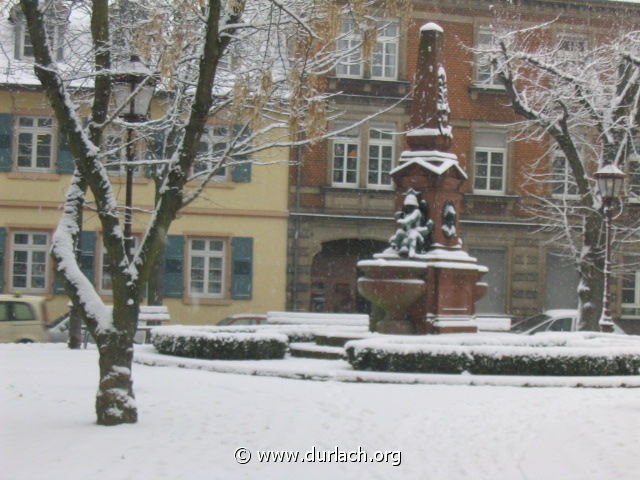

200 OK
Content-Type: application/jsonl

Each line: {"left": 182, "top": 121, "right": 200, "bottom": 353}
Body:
{"left": 12, "top": 12, "right": 64, "bottom": 61}
{"left": 622, "top": 257, "right": 640, "bottom": 319}
{"left": 15, "top": 116, "right": 55, "bottom": 172}
{"left": 331, "top": 124, "right": 360, "bottom": 187}
{"left": 11, "top": 231, "right": 49, "bottom": 293}
{"left": 193, "top": 126, "right": 229, "bottom": 180}
{"left": 475, "top": 27, "right": 502, "bottom": 87}
{"left": 336, "top": 17, "right": 362, "bottom": 78}
{"left": 103, "top": 133, "right": 142, "bottom": 177}
{"left": 473, "top": 130, "right": 507, "bottom": 194}
{"left": 551, "top": 152, "right": 578, "bottom": 198}
{"left": 336, "top": 18, "right": 399, "bottom": 80}
{"left": 367, "top": 127, "right": 394, "bottom": 188}
{"left": 99, "top": 237, "right": 139, "bottom": 294}
{"left": 556, "top": 32, "right": 587, "bottom": 65}
{"left": 188, "top": 238, "right": 226, "bottom": 298}
{"left": 628, "top": 144, "right": 640, "bottom": 202}
{"left": 371, "top": 21, "right": 399, "bottom": 80}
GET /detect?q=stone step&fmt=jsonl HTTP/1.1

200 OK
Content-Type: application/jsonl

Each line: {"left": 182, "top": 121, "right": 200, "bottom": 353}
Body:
{"left": 289, "top": 342, "right": 345, "bottom": 360}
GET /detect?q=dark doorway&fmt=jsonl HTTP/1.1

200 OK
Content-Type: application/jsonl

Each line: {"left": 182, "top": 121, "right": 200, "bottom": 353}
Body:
{"left": 310, "top": 239, "right": 387, "bottom": 313}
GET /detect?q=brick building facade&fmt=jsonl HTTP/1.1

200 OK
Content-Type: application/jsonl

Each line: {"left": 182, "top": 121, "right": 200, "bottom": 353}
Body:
{"left": 287, "top": 0, "right": 640, "bottom": 329}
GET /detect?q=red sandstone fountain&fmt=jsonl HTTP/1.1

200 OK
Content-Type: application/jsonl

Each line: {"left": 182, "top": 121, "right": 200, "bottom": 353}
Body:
{"left": 357, "top": 22, "right": 488, "bottom": 334}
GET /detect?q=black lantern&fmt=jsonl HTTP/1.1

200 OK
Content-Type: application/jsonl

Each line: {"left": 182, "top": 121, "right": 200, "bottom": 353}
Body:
{"left": 594, "top": 164, "right": 626, "bottom": 201}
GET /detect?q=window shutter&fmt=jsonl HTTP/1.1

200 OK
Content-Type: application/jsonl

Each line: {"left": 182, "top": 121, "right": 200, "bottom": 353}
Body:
{"left": 79, "top": 231, "right": 96, "bottom": 281}
{"left": 54, "top": 230, "right": 96, "bottom": 294}
{"left": 164, "top": 235, "right": 184, "bottom": 298}
{"left": 147, "top": 130, "right": 165, "bottom": 178}
{"left": 0, "top": 227, "right": 5, "bottom": 292}
{"left": 56, "top": 127, "right": 75, "bottom": 174}
{"left": 0, "top": 113, "right": 12, "bottom": 172}
{"left": 231, "top": 237, "right": 253, "bottom": 299}
{"left": 231, "top": 125, "right": 251, "bottom": 183}
{"left": 14, "top": 23, "right": 22, "bottom": 59}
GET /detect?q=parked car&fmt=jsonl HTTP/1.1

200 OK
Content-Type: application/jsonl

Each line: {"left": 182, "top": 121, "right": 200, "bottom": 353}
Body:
{"left": 0, "top": 294, "right": 50, "bottom": 343}
{"left": 509, "top": 309, "right": 625, "bottom": 335}
{"left": 216, "top": 314, "right": 267, "bottom": 326}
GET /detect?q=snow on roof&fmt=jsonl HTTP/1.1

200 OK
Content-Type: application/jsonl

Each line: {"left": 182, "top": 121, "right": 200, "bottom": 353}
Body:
{"left": 391, "top": 150, "right": 468, "bottom": 179}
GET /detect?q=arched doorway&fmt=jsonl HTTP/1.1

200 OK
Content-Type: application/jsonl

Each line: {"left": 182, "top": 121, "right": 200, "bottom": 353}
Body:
{"left": 310, "top": 239, "right": 387, "bottom": 313}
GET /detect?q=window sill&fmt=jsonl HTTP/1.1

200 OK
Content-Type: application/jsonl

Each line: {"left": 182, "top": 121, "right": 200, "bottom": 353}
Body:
{"left": 466, "top": 192, "right": 519, "bottom": 200}
{"left": 324, "top": 186, "right": 395, "bottom": 194}
{"left": 469, "top": 83, "right": 507, "bottom": 100}
{"left": 109, "top": 176, "right": 150, "bottom": 185}
{"left": 186, "top": 179, "right": 235, "bottom": 189}
{"left": 7, "top": 171, "right": 60, "bottom": 181}
{"left": 183, "top": 297, "right": 233, "bottom": 306}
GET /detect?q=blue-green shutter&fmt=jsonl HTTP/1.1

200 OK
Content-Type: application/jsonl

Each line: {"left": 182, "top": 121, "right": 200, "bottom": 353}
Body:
{"left": 54, "top": 231, "right": 96, "bottom": 294}
{"left": 0, "top": 227, "right": 6, "bottom": 292}
{"left": 0, "top": 113, "right": 12, "bottom": 172}
{"left": 231, "top": 237, "right": 253, "bottom": 299}
{"left": 164, "top": 235, "right": 184, "bottom": 298}
{"left": 56, "top": 127, "right": 74, "bottom": 174}
{"left": 231, "top": 125, "right": 251, "bottom": 182}
{"left": 147, "top": 130, "right": 165, "bottom": 177}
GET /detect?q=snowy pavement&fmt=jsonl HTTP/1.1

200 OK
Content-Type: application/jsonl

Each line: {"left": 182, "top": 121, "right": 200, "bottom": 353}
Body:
{"left": 2, "top": 343, "right": 640, "bottom": 480}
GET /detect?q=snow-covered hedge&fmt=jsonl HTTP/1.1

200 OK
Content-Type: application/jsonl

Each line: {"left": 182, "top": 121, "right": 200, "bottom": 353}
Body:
{"left": 152, "top": 327, "right": 288, "bottom": 360}
{"left": 345, "top": 333, "right": 640, "bottom": 376}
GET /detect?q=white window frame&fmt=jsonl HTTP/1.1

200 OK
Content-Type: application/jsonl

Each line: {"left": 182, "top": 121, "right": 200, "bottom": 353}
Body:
{"left": 13, "top": 15, "right": 64, "bottom": 61}
{"left": 103, "top": 132, "right": 143, "bottom": 177}
{"left": 475, "top": 27, "right": 503, "bottom": 88}
{"left": 15, "top": 116, "right": 55, "bottom": 172}
{"left": 371, "top": 21, "right": 399, "bottom": 80}
{"left": 188, "top": 238, "right": 227, "bottom": 299}
{"left": 551, "top": 152, "right": 579, "bottom": 199}
{"left": 367, "top": 127, "right": 394, "bottom": 189}
{"left": 336, "top": 17, "right": 362, "bottom": 78}
{"left": 473, "top": 130, "right": 507, "bottom": 195}
{"left": 193, "top": 126, "right": 229, "bottom": 181}
{"left": 10, "top": 231, "right": 50, "bottom": 293}
{"left": 98, "top": 237, "right": 140, "bottom": 295}
{"left": 331, "top": 124, "right": 360, "bottom": 187}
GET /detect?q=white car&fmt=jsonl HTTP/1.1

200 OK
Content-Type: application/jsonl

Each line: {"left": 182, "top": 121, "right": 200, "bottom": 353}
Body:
{"left": 509, "top": 309, "right": 625, "bottom": 335}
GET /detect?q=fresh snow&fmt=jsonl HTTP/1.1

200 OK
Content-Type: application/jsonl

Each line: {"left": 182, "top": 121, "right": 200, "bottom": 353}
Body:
{"left": 3, "top": 343, "right": 640, "bottom": 480}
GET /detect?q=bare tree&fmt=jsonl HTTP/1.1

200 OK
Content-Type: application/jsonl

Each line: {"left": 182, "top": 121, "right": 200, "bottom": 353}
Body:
{"left": 473, "top": 21, "right": 640, "bottom": 331}
{"left": 16, "top": 0, "right": 411, "bottom": 425}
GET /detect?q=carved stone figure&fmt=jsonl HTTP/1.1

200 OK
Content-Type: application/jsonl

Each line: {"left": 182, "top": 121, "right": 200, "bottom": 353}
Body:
{"left": 389, "top": 189, "right": 434, "bottom": 257}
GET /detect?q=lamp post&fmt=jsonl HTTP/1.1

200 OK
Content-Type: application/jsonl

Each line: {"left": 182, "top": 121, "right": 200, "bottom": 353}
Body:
{"left": 112, "top": 55, "right": 156, "bottom": 260}
{"left": 594, "top": 164, "right": 626, "bottom": 333}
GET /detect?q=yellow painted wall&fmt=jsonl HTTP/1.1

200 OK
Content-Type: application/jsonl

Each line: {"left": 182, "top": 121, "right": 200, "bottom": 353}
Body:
{"left": 0, "top": 88, "right": 290, "bottom": 325}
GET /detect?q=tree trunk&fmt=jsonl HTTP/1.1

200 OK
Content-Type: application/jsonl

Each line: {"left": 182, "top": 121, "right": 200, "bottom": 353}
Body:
{"left": 577, "top": 211, "right": 606, "bottom": 331}
{"left": 95, "top": 329, "right": 137, "bottom": 425}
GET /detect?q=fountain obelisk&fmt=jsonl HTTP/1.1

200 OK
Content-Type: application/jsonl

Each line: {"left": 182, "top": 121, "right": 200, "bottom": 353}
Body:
{"left": 357, "top": 23, "right": 487, "bottom": 334}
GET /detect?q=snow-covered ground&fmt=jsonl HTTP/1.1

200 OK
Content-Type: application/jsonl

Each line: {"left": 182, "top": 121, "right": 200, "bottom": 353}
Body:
{"left": 2, "top": 343, "right": 640, "bottom": 480}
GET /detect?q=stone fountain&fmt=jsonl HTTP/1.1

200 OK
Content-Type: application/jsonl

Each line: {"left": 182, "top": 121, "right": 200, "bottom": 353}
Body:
{"left": 357, "top": 23, "right": 488, "bottom": 334}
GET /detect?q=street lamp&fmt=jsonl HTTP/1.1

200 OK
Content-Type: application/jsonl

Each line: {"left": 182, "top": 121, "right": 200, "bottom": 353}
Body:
{"left": 112, "top": 55, "right": 156, "bottom": 260}
{"left": 594, "top": 163, "right": 626, "bottom": 333}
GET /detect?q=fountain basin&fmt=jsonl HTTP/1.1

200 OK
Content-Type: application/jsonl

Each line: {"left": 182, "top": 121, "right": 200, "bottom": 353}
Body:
{"left": 357, "top": 259, "right": 427, "bottom": 334}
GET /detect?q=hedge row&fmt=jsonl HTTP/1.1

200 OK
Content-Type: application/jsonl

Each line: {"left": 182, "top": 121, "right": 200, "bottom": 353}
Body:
{"left": 152, "top": 328, "right": 288, "bottom": 360}
{"left": 346, "top": 340, "right": 640, "bottom": 376}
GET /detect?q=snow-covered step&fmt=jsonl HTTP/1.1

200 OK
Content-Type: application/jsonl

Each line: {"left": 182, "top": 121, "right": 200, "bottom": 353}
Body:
{"left": 314, "top": 332, "right": 371, "bottom": 347}
{"left": 289, "top": 342, "right": 345, "bottom": 360}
